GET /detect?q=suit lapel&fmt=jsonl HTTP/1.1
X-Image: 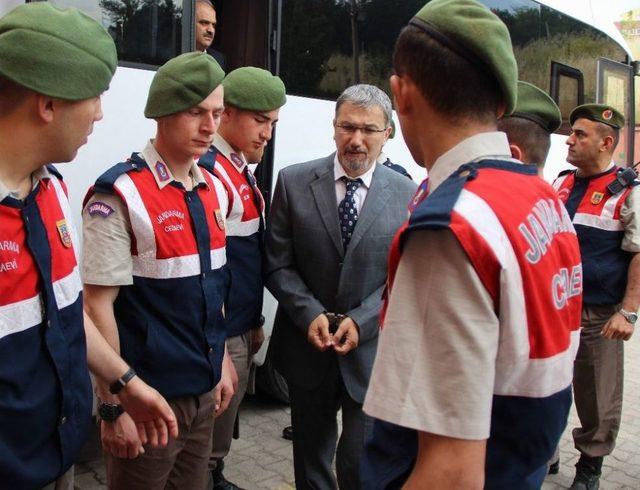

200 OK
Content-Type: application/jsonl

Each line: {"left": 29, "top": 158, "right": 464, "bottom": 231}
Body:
{"left": 310, "top": 157, "right": 344, "bottom": 257}
{"left": 346, "top": 165, "right": 391, "bottom": 253}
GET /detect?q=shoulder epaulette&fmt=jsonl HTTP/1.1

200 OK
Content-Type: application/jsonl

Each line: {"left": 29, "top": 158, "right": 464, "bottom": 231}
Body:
{"left": 93, "top": 153, "right": 146, "bottom": 195}
{"left": 557, "top": 169, "right": 573, "bottom": 177}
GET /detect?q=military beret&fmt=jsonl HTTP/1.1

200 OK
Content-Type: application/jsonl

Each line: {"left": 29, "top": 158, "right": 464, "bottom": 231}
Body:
{"left": 0, "top": 2, "right": 117, "bottom": 100}
{"left": 507, "top": 81, "right": 561, "bottom": 133}
{"left": 390, "top": 119, "right": 396, "bottom": 139}
{"left": 570, "top": 103, "right": 625, "bottom": 130}
{"left": 410, "top": 0, "right": 518, "bottom": 114}
{"left": 145, "top": 52, "right": 225, "bottom": 119}
{"left": 222, "top": 67, "right": 286, "bottom": 112}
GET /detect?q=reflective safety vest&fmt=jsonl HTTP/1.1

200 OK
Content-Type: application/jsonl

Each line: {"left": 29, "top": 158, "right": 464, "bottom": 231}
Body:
{"left": 553, "top": 166, "right": 635, "bottom": 305}
{"left": 366, "top": 160, "right": 582, "bottom": 489}
{"left": 86, "top": 154, "right": 229, "bottom": 399}
{"left": 200, "top": 146, "right": 264, "bottom": 337}
{"left": 0, "top": 167, "right": 91, "bottom": 489}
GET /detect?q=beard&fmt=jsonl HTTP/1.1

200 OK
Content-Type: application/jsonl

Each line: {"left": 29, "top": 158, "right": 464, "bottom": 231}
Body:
{"left": 340, "top": 149, "right": 374, "bottom": 174}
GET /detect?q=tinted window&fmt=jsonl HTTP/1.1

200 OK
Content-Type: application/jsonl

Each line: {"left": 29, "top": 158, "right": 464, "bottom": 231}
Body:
{"left": 42, "top": 0, "right": 185, "bottom": 66}
{"left": 280, "top": 0, "right": 627, "bottom": 103}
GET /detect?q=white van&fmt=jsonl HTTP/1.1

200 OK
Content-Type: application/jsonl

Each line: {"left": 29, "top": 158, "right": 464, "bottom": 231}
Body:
{"left": 3, "top": 0, "right": 637, "bottom": 402}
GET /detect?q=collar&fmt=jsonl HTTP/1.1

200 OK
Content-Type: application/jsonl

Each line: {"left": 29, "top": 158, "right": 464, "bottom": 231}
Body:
{"left": 429, "top": 131, "right": 516, "bottom": 192}
{"left": 141, "top": 140, "right": 207, "bottom": 190}
{"left": 575, "top": 162, "right": 616, "bottom": 180}
{"left": 0, "top": 166, "right": 52, "bottom": 202}
{"left": 213, "top": 133, "right": 248, "bottom": 171}
{"left": 333, "top": 153, "right": 376, "bottom": 189}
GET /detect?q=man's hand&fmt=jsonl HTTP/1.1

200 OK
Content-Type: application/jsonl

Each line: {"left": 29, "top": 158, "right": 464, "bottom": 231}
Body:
{"left": 602, "top": 312, "right": 635, "bottom": 341}
{"left": 117, "top": 376, "right": 178, "bottom": 447}
{"left": 214, "top": 351, "right": 237, "bottom": 417}
{"left": 250, "top": 326, "right": 265, "bottom": 356}
{"left": 101, "top": 412, "right": 144, "bottom": 459}
{"left": 332, "top": 317, "right": 360, "bottom": 356}
{"left": 307, "top": 313, "right": 333, "bottom": 351}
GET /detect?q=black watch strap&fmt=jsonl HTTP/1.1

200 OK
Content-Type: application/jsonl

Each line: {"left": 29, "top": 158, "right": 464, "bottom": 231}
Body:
{"left": 109, "top": 368, "right": 137, "bottom": 394}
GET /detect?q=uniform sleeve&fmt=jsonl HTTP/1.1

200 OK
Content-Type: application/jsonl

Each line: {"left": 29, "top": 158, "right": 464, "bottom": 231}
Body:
{"left": 81, "top": 193, "right": 133, "bottom": 286}
{"left": 620, "top": 186, "right": 640, "bottom": 253}
{"left": 363, "top": 229, "right": 499, "bottom": 440}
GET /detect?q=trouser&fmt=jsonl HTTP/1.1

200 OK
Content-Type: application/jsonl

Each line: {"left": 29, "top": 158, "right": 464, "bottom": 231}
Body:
{"left": 106, "top": 391, "right": 215, "bottom": 490}
{"left": 288, "top": 360, "right": 371, "bottom": 490}
{"left": 209, "top": 332, "right": 253, "bottom": 470}
{"left": 572, "top": 304, "right": 624, "bottom": 458}
{"left": 41, "top": 466, "right": 74, "bottom": 490}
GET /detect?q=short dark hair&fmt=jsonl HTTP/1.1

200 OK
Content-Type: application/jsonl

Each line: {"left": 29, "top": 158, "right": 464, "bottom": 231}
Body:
{"left": 0, "top": 76, "right": 31, "bottom": 116}
{"left": 393, "top": 25, "right": 502, "bottom": 125}
{"left": 498, "top": 116, "right": 551, "bottom": 168}
{"left": 596, "top": 123, "right": 620, "bottom": 152}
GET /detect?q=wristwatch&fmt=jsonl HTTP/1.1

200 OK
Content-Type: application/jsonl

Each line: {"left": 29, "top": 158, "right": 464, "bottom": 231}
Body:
{"left": 109, "top": 367, "right": 137, "bottom": 394}
{"left": 618, "top": 308, "right": 638, "bottom": 325}
{"left": 98, "top": 401, "right": 124, "bottom": 423}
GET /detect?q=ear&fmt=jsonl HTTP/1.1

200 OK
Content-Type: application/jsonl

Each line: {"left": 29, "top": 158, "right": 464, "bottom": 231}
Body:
{"left": 390, "top": 74, "right": 411, "bottom": 116}
{"left": 35, "top": 93, "right": 55, "bottom": 124}
{"left": 601, "top": 134, "right": 615, "bottom": 152}
{"left": 509, "top": 143, "right": 523, "bottom": 162}
{"left": 496, "top": 101, "right": 507, "bottom": 119}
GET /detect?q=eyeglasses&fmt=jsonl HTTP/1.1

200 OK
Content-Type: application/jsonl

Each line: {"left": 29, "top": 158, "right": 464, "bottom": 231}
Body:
{"left": 335, "top": 123, "right": 388, "bottom": 136}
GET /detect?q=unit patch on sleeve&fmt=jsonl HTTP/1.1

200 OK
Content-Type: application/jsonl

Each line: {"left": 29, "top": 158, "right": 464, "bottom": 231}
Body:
{"left": 56, "top": 219, "right": 73, "bottom": 248}
{"left": 88, "top": 201, "right": 115, "bottom": 218}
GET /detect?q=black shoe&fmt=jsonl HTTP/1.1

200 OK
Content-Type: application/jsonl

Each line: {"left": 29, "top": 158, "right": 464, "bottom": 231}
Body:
{"left": 570, "top": 455, "right": 603, "bottom": 490}
{"left": 548, "top": 458, "right": 559, "bottom": 475}
{"left": 282, "top": 425, "right": 293, "bottom": 441}
{"left": 569, "top": 471, "right": 600, "bottom": 490}
{"left": 212, "top": 460, "right": 245, "bottom": 490}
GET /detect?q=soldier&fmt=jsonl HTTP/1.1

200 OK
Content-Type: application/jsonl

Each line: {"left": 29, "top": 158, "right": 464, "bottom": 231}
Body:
{"left": 553, "top": 104, "right": 639, "bottom": 490}
{"left": 0, "top": 4, "right": 177, "bottom": 489}
{"left": 363, "top": 0, "right": 582, "bottom": 488}
{"left": 199, "top": 66, "right": 286, "bottom": 490}
{"left": 82, "top": 52, "right": 235, "bottom": 490}
{"left": 498, "top": 81, "right": 562, "bottom": 175}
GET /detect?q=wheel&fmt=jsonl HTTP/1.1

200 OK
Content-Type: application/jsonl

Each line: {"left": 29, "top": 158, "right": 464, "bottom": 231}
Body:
{"left": 256, "top": 352, "right": 290, "bottom": 404}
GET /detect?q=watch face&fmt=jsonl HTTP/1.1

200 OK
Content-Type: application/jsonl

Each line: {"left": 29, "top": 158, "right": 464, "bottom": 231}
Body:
{"left": 98, "top": 403, "right": 124, "bottom": 422}
{"left": 629, "top": 314, "right": 638, "bottom": 323}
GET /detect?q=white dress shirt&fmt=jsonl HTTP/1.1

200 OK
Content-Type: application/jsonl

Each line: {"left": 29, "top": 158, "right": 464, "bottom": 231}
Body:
{"left": 333, "top": 154, "right": 376, "bottom": 214}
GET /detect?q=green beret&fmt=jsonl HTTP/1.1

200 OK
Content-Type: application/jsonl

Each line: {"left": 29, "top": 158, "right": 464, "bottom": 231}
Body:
{"left": 570, "top": 103, "right": 625, "bottom": 130}
{"left": 390, "top": 119, "right": 396, "bottom": 139}
{"left": 0, "top": 2, "right": 117, "bottom": 100}
{"left": 507, "top": 81, "right": 561, "bottom": 133}
{"left": 222, "top": 67, "right": 286, "bottom": 112}
{"left": 145, "top": 52, "right": 225, "bottom": 118}
{"left": 411, "top": 0, "right": 518, "bottom": 114}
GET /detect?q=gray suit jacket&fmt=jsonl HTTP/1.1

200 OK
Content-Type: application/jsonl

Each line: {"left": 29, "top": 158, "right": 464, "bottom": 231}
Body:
{"left": 265, "top": 154, "right": 417, "bottom": 403}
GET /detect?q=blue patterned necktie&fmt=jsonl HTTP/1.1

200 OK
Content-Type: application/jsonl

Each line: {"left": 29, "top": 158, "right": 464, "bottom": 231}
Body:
{"left": 338, "top": 177, "right": 363, "bottom": 249}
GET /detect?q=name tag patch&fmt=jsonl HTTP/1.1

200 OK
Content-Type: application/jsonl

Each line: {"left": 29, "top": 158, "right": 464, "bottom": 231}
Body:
{"left": 88, "top": 201, "right": 115, "bottom": 218}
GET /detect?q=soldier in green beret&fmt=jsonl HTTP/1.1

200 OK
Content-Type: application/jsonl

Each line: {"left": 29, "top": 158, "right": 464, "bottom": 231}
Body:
{"left": 498, "top": 81, "right": 562, "bottom": 176}
{"left": 0, "top": 3, "right": 178, "bottom": 489}
{"left": 81, "top": 52, "right": 236, "bottom": 490}
{"left": 553, "top": 103, "right": 639, "bottom": 490}
{"left": 197, "top": 66, "right": 285, "bottom": 490}
{"left": 363, "top": 0, "right": 582, "bottom": 488}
